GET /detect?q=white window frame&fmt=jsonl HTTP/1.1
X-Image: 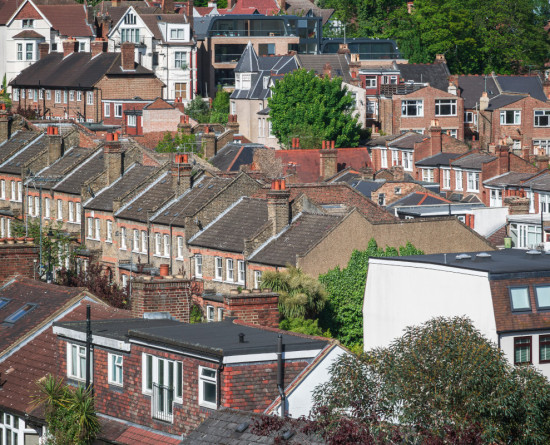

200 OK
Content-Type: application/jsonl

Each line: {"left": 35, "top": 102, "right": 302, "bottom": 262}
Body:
{"left": 141, "top": 354, "right": 183, "bottom": 401}
{"left": 500, "top": 109, "right": 521, "bottom": 125}
{"left": 403, "top": 151, "right": 413, "bottom": 171}
{"left": 176, "top": 236, "right": 184, "bottom": 259}
{"left": 391, "top": 150, "right": 399, "bottom": 166}
{"left": 86, "top": 91, "right": 93, "bottom": 105}
{"left": 195, "top": 254, "right": 203, "bottom": 277}
{"left": 45, "top": 197, "right": 51, "bottom": 218}
{"left": 401, "top": 99, "right": 423, "bottom": 117}
{"left": 87, "top": 218, "right": 93, "bottom": 239}
{"left": 490, "top": 189, "right": 503, "bottom": 207}
{"left": 422, "top": 168, "right": 434, "bottom": 183}
{"left": 174, "top": 51, "right": 187, "bottom": 68}
{"left": 237, "top": 260, "right": 245, "bottom": 284}
{"left": 120, "top": 227, "right": 127, "bottom": 250}
{"left": 0, "top": 180, "right": 4, "bottom": 200}
{"left": 133, "top": 229, "right": 140, "bottom": 252}
{"left": 254, "top": 270, "right": 262, "bottom": 289}
{"left": 215, "top": 257, "right": 223, "bottom": 280}
{"left": 13, "top": 88, "right": 19, "bottom": 101}
{"left": 33, "top": 196, "right": 39, "bottom": 217}
{"left": 115, "top": 103, "right": 122, "bottom": 118}
{"left": 535, "top": 110, "right": 550, "bottom": 128}
{"left": 226, "top": 258, "right": 234, "bottom": 282}
{"left": 206, "top": 305, "right": 214, "bottom": 322}
{"left": 141, "top": 230, "right": 147, "bottom": 253}
{"left": 108, "top": 353, "right": 123, "bottom": 386}
{"left": 77, "top": 90, "right": 82, "bottom": 101}
{"left": 57, "top": 199, "right": 63, "bottom": 220}
{"left": 455, "top": 169, "right": 463, "bottom": 191}
{"left": 128, "top": 114, "right": 137, "bottom": 127}
{"left": 364, "top": 76, "right": 377, "bottom": 88}
{"left": 104, "top": 103, "right": 110, "bottom": 117}
{"left": 76, "top": 202, "right": 81, "bottom": 223}
{"left": 163, "top": 234, "right": 170, "bottom": 257}
{"left": 442, "top": 169, "right": 451, "bottom": 190}
{"left": 467, "top": 171, "right": 480, "bottom": 192}
{"left": 198, "top": 366, "right": 217, "bottom": 409}
{"left": 67, "top": 343, "right": 93, "bottom": 382}
{"left": 94, "top": 218, "right": 101, "bottom": 240}
{"left": 380, "top": 148, "right": 388, "bottom": 168}
{"left": 435, "top": 99, "right": 457, "bottom": 116}
{"left": 241, "top": 73, "right": 251, "bottom": 90}
{"left": 107, "top": 221, "right": 113, "bottom": 242}
{"left": 55, "top": 90, "right": 61, "bottom": 103}
{"left": 68, "top": 201, "right": 74, "bottom": 222}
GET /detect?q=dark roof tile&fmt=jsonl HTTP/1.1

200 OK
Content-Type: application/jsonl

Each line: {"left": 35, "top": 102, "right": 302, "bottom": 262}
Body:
{"left": 397, "top": 62, "right": 451, "bottom": 91}
{"left": 451, "top": 153, "right": 496, "bottom": 170}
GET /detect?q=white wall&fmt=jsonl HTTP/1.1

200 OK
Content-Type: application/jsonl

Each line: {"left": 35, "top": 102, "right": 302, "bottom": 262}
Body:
{"left": 363, "top": 260, "right": 497, "bottom": 350}
{"left": 500, "top": 331, "right": 550, "bottom": 380}
{"left": 267, "top": 345, "right": 349, "bottom": 418}
{"left": 472, "top": 206, "right": 509, "bottom": 237}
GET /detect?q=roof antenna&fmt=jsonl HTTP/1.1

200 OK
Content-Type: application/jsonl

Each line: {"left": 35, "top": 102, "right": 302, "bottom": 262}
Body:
{"left": 484, "top": 74, "right": 487, "bottom": 93}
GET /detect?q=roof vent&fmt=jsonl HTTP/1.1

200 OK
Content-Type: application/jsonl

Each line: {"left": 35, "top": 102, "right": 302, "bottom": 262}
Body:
{"left": 235, "top": 422, "right": 249, "bottom": 433}
{"left": 527, "top": 249, "right": 542, "bottom": 255}
{"left": 476, "top": 252, "right": 491, "bottom": 258}
{"left": 455, "top": 254, "right": 472, "bottom": 260}
{"left": 282, "top": 430, "right": 296, "bottom": 440}
{"left": 239, "top": 333, "right": 245, "bottom": 343}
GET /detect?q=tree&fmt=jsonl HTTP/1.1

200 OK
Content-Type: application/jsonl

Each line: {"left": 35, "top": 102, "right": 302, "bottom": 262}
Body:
{"left": 313, "top": 317, "right": 550, "bottom": 444}
{"left": 186, "top": 95, "right": 210, "bottom": 123}
{"left": 319, "top": 239, "right": 423, "bottom": 348}
{"left": 261, "top": 265, "right": 327, "bottom": 319}
{"left": 156, "top": 129, "right": 201, "bottom": 155}
{"left": 209, "top": 87, "right": 230, "bottom": 124}
{"left": 267, "top": 69, "right": 361, "bottom": 149}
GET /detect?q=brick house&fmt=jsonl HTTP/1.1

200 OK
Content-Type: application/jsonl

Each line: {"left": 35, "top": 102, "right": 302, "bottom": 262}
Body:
{"left": 364, "top": 249, "right": 550, "bottom": 380}
{"left": 10, "top": 40, "right": 164, "bottom": 123}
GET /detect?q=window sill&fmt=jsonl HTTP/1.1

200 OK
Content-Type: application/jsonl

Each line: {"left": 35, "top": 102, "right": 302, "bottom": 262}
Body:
{"left": 175, "top": 256, "right": 184, "bottom": 261}
{"left": 435, "top": 114, "right": 457, "bottom": 117}
{"left": 199, "top": 402, "right": 218, "bottom": 410}
{"left": 466, "top": 189, "right": 479, "bottom": 193}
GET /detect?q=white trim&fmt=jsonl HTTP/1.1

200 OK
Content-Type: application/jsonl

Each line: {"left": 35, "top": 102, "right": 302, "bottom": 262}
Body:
{"left": 367, "top": 258, "right": 490, "bottom": 278}
{"left": 223, "top": 349, "right": 321, "bottom": 364}
{"left": 150, "top": 175, "right": 204, "bottom": 220}
{"left": 129, "top": 338, "right": 220, "bottom": 363}
{"left": 53, "top": 326, "right": 131, "bottom": 351}
{"left": 6, "top": 0, "right": 53, "bottom": 27}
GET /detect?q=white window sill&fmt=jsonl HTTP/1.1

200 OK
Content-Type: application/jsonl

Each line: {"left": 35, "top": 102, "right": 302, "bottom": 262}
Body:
{"left": 199, "top": 401, "right": 217, "bottom": 410}
{"left": 213, "top": 277, "right": 223, "bottom": 282}
{"left": 435, "top": 114, "right": 457, "bottom": 117}
{"left": 106, "top": 240, "right": 113, "bottom": 244}
{"left": 108, "top": 380, "right": 123, "bottom": 387}
{"left": 176, "top": 256, "right": 184, "bottom": 261}
{"left": 120, "top": 247, "right": 128, "bottom": 251}
{"left": 467, "top": 189, "right": 479, "bottom": 193}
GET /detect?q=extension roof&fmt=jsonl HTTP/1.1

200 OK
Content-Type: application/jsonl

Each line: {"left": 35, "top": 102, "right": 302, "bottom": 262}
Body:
{"left": 0, "top": 133, "right": 46, "bottom": 175}
{"left": 387, "top": 191, "right": 451, "bottom": 208}
{"left": 296, "top": 54, "right": 352, "bottom": 83}
{"left": 458, "top": 75, "right": 499, "bottom": 109}
{"left": 483, "top": 171, "right": 537, "bottom": 188}
{"left": 397, "top": 62, "right": 451, "bottom": 92}
{"left": 10, "top": 52, "right": 155, "bottom": 89}
{"left": 210, "top": 143, "right": 266, "bottom": 172}
{"left": 486, "top": 94, "right": 527, "bottom": 111}
{"left": 451, "top": 153, "right": 497, "bottom": 170}
{"left": 415, "top": 152, "right": 463, "bottom": 167}
{"left": 521, "top": 171, "right": 550, "bottom": 192}
{"left": 386, "top": 132, "right": 426, "bottom": 150}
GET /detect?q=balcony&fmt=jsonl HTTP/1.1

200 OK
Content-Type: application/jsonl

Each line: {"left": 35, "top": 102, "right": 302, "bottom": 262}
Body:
{"left": 152, "top": 383, "right": 174, "bottom": 423}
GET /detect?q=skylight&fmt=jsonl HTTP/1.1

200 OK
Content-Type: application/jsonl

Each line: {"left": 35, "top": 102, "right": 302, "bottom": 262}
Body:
{"left": 0, "top": 298, "right": 11, "bottom": 310}
{"left": 5, "top": 303, "right": 37, "bottom": 323}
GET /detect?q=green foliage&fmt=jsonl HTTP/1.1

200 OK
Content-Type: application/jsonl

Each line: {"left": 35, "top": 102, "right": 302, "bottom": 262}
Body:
{"left": 320, "top": 0, "right": 550, "bottom": 74}
{"left": 189, "top": 303, "right": 203, "bottom": 323}
{"left": 313, "top": 317, "right": 550, "bottom": 443}
{"left": 261, "top": 265, "right": 327, "bottom": 319}
{"left": 267, "top": 69, "right": 361, "bottom": 148}
{"left": 279, "top": 317, "right": 331, "bottom": 337}
{"left": 210, "top": 87, "right": 230, "bottom": 125}
{"left": 156, "top": 129, "right": 203, "bottom": 156}
{"left": 186, "top": 95, "right": 210, "bottom": 123}
{"left": 34, "top": 374, "right": 100, "bottom": 444}
{"left": 195, "top": 0, "right": 227, "bottom": 7}
{"left": 319, "top": 239, "right": 423, "bottom": 347}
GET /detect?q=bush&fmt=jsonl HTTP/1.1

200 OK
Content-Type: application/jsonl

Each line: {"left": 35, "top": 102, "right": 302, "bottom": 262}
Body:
{"left": 279, "top": 317, "right": 331, "bottom": 337}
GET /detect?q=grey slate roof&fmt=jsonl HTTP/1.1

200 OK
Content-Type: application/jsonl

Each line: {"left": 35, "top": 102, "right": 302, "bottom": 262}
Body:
{"left": 486, "top": 94, "right": 526, "bottom": 111}
{"left": 387, "top": 132, "right": 425, "bottom": 149}
{"left": 210, "top": 143, "right": 266, "bottom": 172}
{"left": 234, "top": 41, "right": 259, "bottom": 73}
{"left": 496, "top": 75, "right": 547, "bottom": 102}
{"left": 397, "top": 62, "right": 451, "bottom": 92}
{"left": 522, "top": 171, "right": 550, "bottom": 192}
{"left": 483, "top": 171, "right": 536, "bottom": 187}
{"left": 451, "top": 153, "right": 496, "bottom": 170}
{"left": 458, "top": 75, "right": 499, "bottom": 109}
{"left": 53, "top": 148, "right": 104, "bottom": 195}
{"left": 387, "top": 191, "right": 449, "bottom": 208}
{"left": 182, "top": 409, "right": 326, "bottom": 444}
{"left": 189, "top": 197, "right": 268, "bottom": 253}
{"left": 296, "top": 54, "right": 352, "bottom": 83}
{"left": 85, "top": 164, "right": 157, "bottom": 212}
{"left": 151, "top": 176, "right": 232, "bottom": 225}
{"left": 0, "top": 130, "right": 42, "bottom": 164}
{"left": 415, "top": 152, "right": 462, "bottom": 167}
{"left": 249, "top": 212, "right": 342, "bottom": 267}
{"left": 0, "top": 134, "right": 46, "bottom": 175}
{"left": 350, "top": 180, "right": 384, "bottom": 199}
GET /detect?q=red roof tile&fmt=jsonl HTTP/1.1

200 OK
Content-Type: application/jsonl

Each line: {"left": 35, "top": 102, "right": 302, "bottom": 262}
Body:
{"left": 227, "top": 0, "right": 279, "bottom": 15}
{"left": 144, "top": 97, "right": 174, "bottom": 110}
{"left": 194, "top": 6, "right": 214, "bottom": 15}
{"left": 38, "top": 4, "right": 93, "bottom": 37}
{"left": 275, "top": 148, "right": 372, "bottom": 183}
{"left": 115, "top": 427, "right": 181, "bottom": 444}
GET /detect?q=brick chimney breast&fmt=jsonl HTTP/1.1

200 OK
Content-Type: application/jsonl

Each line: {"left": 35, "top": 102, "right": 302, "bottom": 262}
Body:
{"left": 91, "top": 38, "right": 106, "bottom": 58}
{"left": 172, "top": 154, "right": 192, "bottom": 196}
{"left": 62, "top": 38, "right": 78, "bottom": 57}
{"left": 319, "top": 141, "right": 338, "bottom": 180}
{"left": 267, "top": 179, "right": 290, "bottom": 236}
{"left": 120, "top": 42, "right": 135, "bottom": 71}
{"left": 38, "top": 42, "right": 49, "bottom": 60}
{"left": 47, "top": 126, "right": 63, "bottom": 165}
{"left": 104, "top": 133, "right": 122, "bottom": 185}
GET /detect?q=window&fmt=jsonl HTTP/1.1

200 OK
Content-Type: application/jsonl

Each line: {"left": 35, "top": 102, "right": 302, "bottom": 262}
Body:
{"left": 509, "top": 286, "right": 531, "bottom": 311}
{"left": 378, "top": 193, "right": 386, "bottom": 206}
{"left": 26, "top": 42, "right": 33, "bottom": 60}
{"left": 226, "top": 258, "right": 234, "bottom": 281}
{"left": 87, "top": 218, "right": 93, "bottom": 239}
{"left": 435, "top": 99, "right": 457, "bottom": 116}
{"left": 120, "top": 227, "right": 127, "bottom": 250}
{"left": 467, "top": 172, "right": 480, "bottom": 192}
{"left": 391, "top": 150, "right": 399, "bottom": 166}
{"left": 63, "top": 90, "right": 68, "bottom": 103}
{"left": 422, "top": 168, "right": 434, "bottom": 182}
{"left": 215, "top": 257, "right": 223, "bottom": 280}
{"left": 382, "top": 75, "right": 398, "bottom": 84}
{"left": 39, "top": 89, "right": 43, "bottom": 100}
{"left": 114, "top": 104, "right": 122, "bottom": 118}
{"left": 13, "top": 88, "right": 19, "bottom": 101}
{"left": 442, "top": 128, "right": 458, "bottom": 138}
{"left": 104, "top": 103, "right": 110, "bottom": 117}
{"left": 4, "top": 303, "right": 36, "bottom": 323}
{"left": 133, "top": 229, "right": 139, "bottom": 252}
{"left": 163, "top": 234, "right": 170, "bottom": 257}
{"left": 21, "top": 89, "right": 25, "bottom": 99}
{"left": 94, "top": 218, "right": 100, "bottom": 240}
{"left": 510, "top": 223, "right": 541, "bottom": 249}
{"left": 206, "top": 305, "right": 214, "bottom": 322}
{"left": 540, "top": 335, "right": 550, "bottom": 363}
{"left": 176, "top": 236, "right": 184, "bottom": 258}
{"left": 121, "top": 28, "right": 140, "bottom": 43}
{"left": 34, "top": 196, "right": 39, "bottom": 217}
{"left": 175, "top": 52, "right": 187, "bottom": 68}
{"left": 455, "top": 169, "right": 463, "bottom": 190}
{"left": 77, "top": 90, "right": 82, "bottom": 101}
{"left": 237, "top": 260, "right": 245, "bottom": 284}
{"left": 254, "top": 270, "right": 262, "bottom": 289}
{"left": 1, "top": 412, "right": 23, "bottom": 445}
{"left": 403, "top": 152, "right": 413, "bottom": 171}
{"left": 142, "top": 354, "right": 183, "bottom": 403}
{"left": 217, "top": 307, "right": 224, "bottom": 321}
{"left": 16, "top": 43, "right": 23, "bottom": 61}
{"left": 380, "top": 149, "right": 388, "bottom": 168}
{"left": 67, "top": 343, "right": 93, "bottom": 381}
{"left": 22, "top": 19, "right": 34, "bottom": 28}
{"left": 141, "top": 231, "right": 147, "bottom": 253}
{"left": 230, "top": 101, "right": 236, "bottom": 115}
{"left": 263, "top": 76, "right": 269, "bottom": 89}
{"left": 500, "top": 110, "right": 521, "bottom": 125}
{"left": 241, "top": 73, "right": 251, "bottom": 90}
{"left": 195, "top": 254, "right": 202, "bottom": 277}
{"left": 86, "top": 91, "right": 93, "bottom": 105}
{"left": 17, "top": 182, "right": 22, "bottom": 202}
{"left": 55, "top": 90, "right": 61, "bottom": 103}
{"left": 107, "top": 221, "right": 113, "bottom": 242}
{"left": 198, "top": 366, "right": 217, "bottom": 409}
{"left": 155, "top": 233, "right": 161, "bottom": 255}
{"left": 540, "top": 193, "right": 550, "bottom": 213}
{"left": 258, "top": 43, "right": 275, "bottom": 56}
{"left": 76, "top": 202, "right": 81, "bottom": 223}
{"left": 68, "top": 201, "right": 75, "bottom": 222}
{"left": 69, "top": 90, "right": 74, "bottom": 101}
{"left": 401, "top": 100, "right": 423, "bottom": 117}
{"left": 27, "top": 196, "right": 33, "bottom": 216}
{"left": 0, "top": 180, "right": 4, "bottom": 199}
{"left": 464, "top": 111, "right": 477, "bottom": 124}
{"left": 0, "top": 218, "right": 4, "bottom": 238}
{"left": 490, "top": 189, "right": 503, "bottom": 207}
{"left": 364, "top": 76, "right": 377, "bottom": 88}
{"left": 170, "top": 28, "right": 185, "bottom": 39}
{"left": 128, "top": 114, "right": 137, "bottom": 127}
{"left": 107, "top": 353, "right": 123, "bottom": 386}
{"left": 534, "top": 110, "right": 550, "bottom": 127}
{"left": 124, "top": 12, "right": 136, "bottom": 24}
{"left": 442, "top": 169, "right": 450, "bottom": 189}
{"left": 535, "top": 285, "right": 550, "bottom": 310}
{"left": 175, "top": 83, "right": 187, "bottom": 99}
{"left": 514, "top": 337, "right": 532, "bottom": 364}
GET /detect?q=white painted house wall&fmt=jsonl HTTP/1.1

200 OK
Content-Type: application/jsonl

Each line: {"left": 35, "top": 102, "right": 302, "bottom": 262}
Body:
{"left": 500, "top": 331, "right": 550, "bottom": 380}
{"left": 471, "top": 206, "right": 509, "bottom": 238}
{"left": 363, "top": 260, "right": 497, "bottom": 350}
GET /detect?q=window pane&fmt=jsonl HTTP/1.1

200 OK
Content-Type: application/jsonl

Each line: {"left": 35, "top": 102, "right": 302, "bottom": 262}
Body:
{"left": 203, "top": 381, "right": 216, "bottom": 403}
{"left": 536, "top": 286, "right": 550, "bottom": 309}
{"left": 176, "top": 362, "right": 182, "bottom": 398}
{"left": 146, "top": 355, "right": 152, "bottom": 390}
{"left": 202, "top": 368, "right": 216, "bottom": 379}
{"left": 510, "top": 287, "right": 530, "bottom": 310}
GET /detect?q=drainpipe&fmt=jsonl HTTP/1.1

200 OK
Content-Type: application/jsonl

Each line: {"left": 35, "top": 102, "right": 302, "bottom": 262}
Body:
{"left": 169, "top": 223, "right": 173, "bottom": 274}
{"left": 85, "top": 304, "right": 93, "bottom": 393}
{"left": 277, "top": 333, "right": 286, "bottom": 417}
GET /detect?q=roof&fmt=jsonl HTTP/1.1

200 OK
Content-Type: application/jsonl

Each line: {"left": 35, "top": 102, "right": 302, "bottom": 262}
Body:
{"left": 182, "top": 409, "right": 325, "bottom": 444}
{"left": 0, "top": 299, "right": 131, "bottom": 417}
{"left": 32, "top": 146, "right": 96, "bottom": 187}
{"left": 0, "top": 133, "right": 45, "bottom": 174}
{"left": 486, "top": 94, "right": 527, "bottom": 111}
{"left": 10, "top": 52, "right": 155, "bottom": 89}
{"left": 85, "top": 164, "right": 158, "bottom": 212}
{"left": 349, "top": 179, "right": 384, "bottom": 199}
{"left": 388, "top": 191, "right": 450, "bottom": 208}
{"left": 458, "top": 75, "right": 499, "bottom": 109}
{"left": 56, "top": 317, "right": 329, "bottom": 358}
{"left": 102, "top": 423, "right": 181, "bottom": 445}
{"left": 387, "top": 132, "right": 426, "bottom": 150}
{"left": 0, "top": 130, "right": 41, "bottom": 164}
{"left": 38, "top": 4, "right": 93, "bottom": 37}
{"left": 189, "top": 197, "right": 268, "bottom": 252}
{"left": 53, "top": 148, "right": 105, "bottom": 195}
{"left": 143, "top": 97, "right": 174, "bottom": 110}
{"left": 225, "top": 0, "right": 279, "bottom": 15}
{"left": 12, "top": 29, "right": 44, "bottom": 38}
{"left": 285, "top": 0, "right": 333, "bottom": 24}
{"left": 397, "top": 62, "right": 451, "bottom": 91}
{"left": 249, "top": 212, "right": 343, "bottom": 267}
{"left": 496, "top": 75, "right": 547, "bottom": 102}
{"left": 151, "top": 176, "right": 232, "bottom": 225}
{"left": 415, "top": 152, "right": 463, "bottom": 167}
{"left": 451, "top": 152, "right": 497, "bottom": 170}
{"left": 275, "top": 147, "right": 372, "bottom": 183}
{"left": 137, "top": 11, "right": 189, "bottom": 44}
{"left": 210, "top": 143, "right": 266, "bottom": 172}
{"left": 522, "top": 171, "right": 550, "bottom": 192}
{"left": 484, "top": 171, "right": 537, "bottom": 187}
{"left": 296, "top": 54, "right": 352, "bottom": 83}
{"left": 234, "top": 41, "right": 259, "bottom": 73}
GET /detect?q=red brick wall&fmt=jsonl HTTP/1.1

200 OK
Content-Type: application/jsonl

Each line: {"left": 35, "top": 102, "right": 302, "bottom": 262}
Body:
{"left": 0, "top": 243, "right": 38, "bottom": 284}
{"left": 131, "top": 278, "right": 193, "bottom": 322}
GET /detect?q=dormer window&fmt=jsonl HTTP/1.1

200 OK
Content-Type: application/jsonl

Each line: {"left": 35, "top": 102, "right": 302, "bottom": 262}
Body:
{"left": 170, "top": 28, "right": 185, "bottom": 40}
{"left": 241, "top": 73, "right": 251, "bottom": 90}
{"left": 263, "top": 76, "right": 269, "bottom": 89}
{"left": 22, "top": 19, "right": 34, "bottom": 28}
{"left": 124, "top": 13, "right": 136, "bottom": 25}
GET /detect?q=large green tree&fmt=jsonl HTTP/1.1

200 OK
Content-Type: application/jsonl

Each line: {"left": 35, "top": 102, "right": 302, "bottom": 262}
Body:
{"left": 267, "top": 69, "right": 361, "bottom": 149}
{"left": 313, "top": 317, "right": 550, "bottom": 444}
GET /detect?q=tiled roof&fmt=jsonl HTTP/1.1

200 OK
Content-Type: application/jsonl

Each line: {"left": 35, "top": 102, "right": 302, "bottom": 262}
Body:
{"left": 210, "top": 143, "right": 266, "bottom": 172}
{"left": 182, "top": 409, "right": 325, "bottom": 444}
{"left": 275, "top": 147, "right": 372, "bottom": 183}
{"left": 32, "top": 146, "right": 97, "bottom": 188}
{"left": 285, "top": 0, "right": 333, "bottom": 24}
{"left": 0, "top": 300, "right": 131, "bottom": 417}
{"left": 85, "top": 164, "right": 158, "bottom": 211}
{"left": 397, "top": 62, "right": 451, "bottom": 92}
{"left": 249, "top": 212, "right": 343, "bottom": 267}
{"left": 483, "top": 171, "right": 536, "bottom": 187}
{"left": 38, "top": 4, "right": 94, "bottom": 37}
{"left": 111, "top": 426, "right": 181, "bottom": 444}
{"left": 227, "top": 0, "right": 279, "bottom": 15}
{"left": 415, "top": 152, "right": 462, "bottom": 167}
{"left": 387, "top": 132, "right": 426, "bottom": 149}
{"left": 0, "top": 133, "right": 45, "bottom": 174}
{"left": 486, "top": 94, "right": 526, "bottom": 111}
{"left": 143, "top": 97, "right": 174, "bottom": 110}
{"left": 296, "top": 54, "right": 352, "bottom": 83}
{"left": 151, "top": 176, "right": 232, "bottom": 225}
{"left": 388, "top": 191, "right": 450, "bottom": 208}
{"left": 12, "top": 29, "right": 44, "bottom": 39}
{"left": 458, "top": 75, "right": 499, "bottom": 109}
{"left": 451, "top": 152, "right": 496, "bottom": 170}
{"left": 115, "top": 171, "right": 174, "bottom": 222}
{"left": 189, "top": 197, "right": 268, "bottom": 252}
{"left": 138, "top": 12, "right": 189, "bottom": 43}
{"left": 53, "top": 148, "right": 105, "bottom": 195}
{"left": 522, "top": 171, "right": 550, "bottom": 192}
{"left": 0, "top": 130, "right": 41, "bottom": 164}
{"left": 496, "top": 75, "right": 547, "bottom": 102}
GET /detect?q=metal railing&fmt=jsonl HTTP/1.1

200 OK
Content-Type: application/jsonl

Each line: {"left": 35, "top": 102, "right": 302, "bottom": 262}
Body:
{"left": 380, "top": 84, "right": 424, "bottom": 97}
{"left": 152, "top": 383, "right": 174, "bottom": 422}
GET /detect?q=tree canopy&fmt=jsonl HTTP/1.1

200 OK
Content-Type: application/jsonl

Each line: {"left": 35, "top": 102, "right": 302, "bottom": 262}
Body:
{"left": 313, "top": 317, "right": 550, "bottom": 444}
{"left": 267, "top": 69, "right": 361, "bottom": 149}
{"left": 320, "top": 0, "right": 550, "bottom": 74}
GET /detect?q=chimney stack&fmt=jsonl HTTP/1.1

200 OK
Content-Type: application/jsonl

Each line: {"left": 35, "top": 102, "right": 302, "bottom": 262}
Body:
{"left": 91, "top": 38, "right": 106, "bottom": 58}
{"left": 429, "top": 119, "right": 442, "bottom": 156}
{"left": 323, "top": 63, "right": 332, "bottom": 79}
{"left": 434, "top": 54, "right": 446, "bottom": 64}
{"left": 174, "top": 96, "right": 185, "bottom": 113}
{"left": 177, "top": 114, "right": 192, "bottom": 135}
{"left": 120, "top": 42, "right": 135, "bottom": 70}
{"left": 267, "top": 179, "right": 290, "bottom": 236}
{"left": 319, "top": 140, "right": 338, "bottom": 180}
{"left": 227, "top": 114, "right": 239, "bottom": 134}
{"left": 39, "top": 42, "right": 49, "bottom": 60}
{"left": 162, "top": 0, "right": 175, "bottom": 13}
{"left": 203, "top": 126, "right": 216, "bottom": 159}
{"left": 63, "top": 38, "right": 78, "bottom": 57}
{"left": 47, "top": 126, "right": 63, "bottom": 164}
{"left": 497, "top": 146, "right": 510, "bottom": 175}
{"left": 104, "top": 133, "right": 123, "bottom": 185}
{"left": 407, "top": 1, "right": 414, "bottom": 13}
{"left": 337, "top": 43, "right": 350, "bottom": 54}
{"left": 172, "top": 153, "right": 192, "bottom": 196}
{"left": 0, "top": 104, "right": 9, "bottom": 143}
{"left": 479, "top": 91, "right": 489, "bottom": 112}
